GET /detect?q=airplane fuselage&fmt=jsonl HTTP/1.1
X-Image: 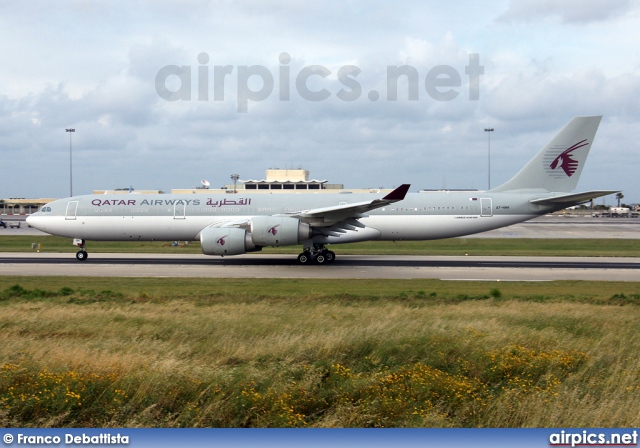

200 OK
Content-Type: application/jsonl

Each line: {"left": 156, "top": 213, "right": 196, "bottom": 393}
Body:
{"left": 29, "top": 190, "right": 556, "bottom": 244}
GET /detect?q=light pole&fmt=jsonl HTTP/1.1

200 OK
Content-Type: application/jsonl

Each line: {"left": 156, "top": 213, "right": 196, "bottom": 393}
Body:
{"left": 66, "top": 128, "right": 75, "bottom": 196}
{"left": 484, "top": 127, "right": 494, "bottom": 190}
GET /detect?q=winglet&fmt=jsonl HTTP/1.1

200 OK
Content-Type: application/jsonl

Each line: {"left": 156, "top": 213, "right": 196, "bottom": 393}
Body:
{"left": 383, "top": 184, "right": 411, "bottom": 201}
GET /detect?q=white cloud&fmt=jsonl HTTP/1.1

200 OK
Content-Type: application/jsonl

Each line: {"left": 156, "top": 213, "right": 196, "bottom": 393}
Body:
{"left": 0, "top": 2, "right": 638, "bottom": 202}
{"left": 499, "top": 0, "right": 635, "bottom": 23}
{"left": 485, "top": 66, "right": 640, "bottom": 124}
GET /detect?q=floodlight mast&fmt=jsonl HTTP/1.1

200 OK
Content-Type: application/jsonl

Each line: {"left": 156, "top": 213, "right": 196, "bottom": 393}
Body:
{"left": 66, "top": 128, "right": 76, "bottom": 196}
{"left": 484, "top": 127, "right": 494, "bottom": 190}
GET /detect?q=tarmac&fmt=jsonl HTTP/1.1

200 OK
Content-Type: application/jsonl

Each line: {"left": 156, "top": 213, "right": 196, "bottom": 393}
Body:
{"left": 1, "top": 253, "right": 639, "bottom": 281}
{"left": 1, "top": 215, "right": 639, "bottom": 281}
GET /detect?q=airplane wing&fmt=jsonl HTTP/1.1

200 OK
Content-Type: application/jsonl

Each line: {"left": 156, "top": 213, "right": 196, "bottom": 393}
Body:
{"left": 284, "top": 184, "right": 410, "bottom": 236}
{"left": 529, "top": 190, "right": 618, "bottom": 205}
{"left": 203, "top": 184, "right": 410, "bottom": 238}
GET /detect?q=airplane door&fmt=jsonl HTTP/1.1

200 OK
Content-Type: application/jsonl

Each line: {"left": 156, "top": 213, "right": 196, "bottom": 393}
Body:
{"left": 174, "top": 201, "right": 186, "bottom": 219}
{"left": 65, "top": 201, "right": 78, "bottom": 220}
{"left": 480, "top": 198, "right": 492, "bottom": 217}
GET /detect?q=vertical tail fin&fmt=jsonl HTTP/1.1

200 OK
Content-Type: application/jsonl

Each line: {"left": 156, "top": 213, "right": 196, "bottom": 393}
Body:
{"left": 492, "top": 116, "right": 602, "bottom": 193}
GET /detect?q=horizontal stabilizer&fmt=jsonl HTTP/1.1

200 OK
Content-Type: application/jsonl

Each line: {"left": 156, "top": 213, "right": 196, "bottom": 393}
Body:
{"left": 530, "top": 190, "right": 619, "bottom": 205}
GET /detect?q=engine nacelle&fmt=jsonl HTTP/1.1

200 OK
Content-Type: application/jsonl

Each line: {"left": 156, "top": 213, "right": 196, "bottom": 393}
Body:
{"left": 200, "top": 227, "right": 260, "bottom": 255}
{"left": 250, "top": 216, "right": 311, "bottom": 247}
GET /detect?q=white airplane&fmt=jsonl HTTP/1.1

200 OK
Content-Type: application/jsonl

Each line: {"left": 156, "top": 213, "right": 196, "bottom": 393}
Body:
{"left": 27, "top": 116, "right": 616, "bottom": 264}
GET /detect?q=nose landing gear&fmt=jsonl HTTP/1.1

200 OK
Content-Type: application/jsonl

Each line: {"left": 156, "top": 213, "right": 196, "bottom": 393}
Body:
{"left": 74, "top": 239, "right": 88, "bottom": 261}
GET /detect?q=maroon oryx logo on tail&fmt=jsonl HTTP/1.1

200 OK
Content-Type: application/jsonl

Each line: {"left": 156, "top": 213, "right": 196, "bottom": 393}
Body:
{"left": 268, "top": 224, "right": 280, "bottom": 235}
{"left": 549, "top": 139, "right": 589, "bottom": 177}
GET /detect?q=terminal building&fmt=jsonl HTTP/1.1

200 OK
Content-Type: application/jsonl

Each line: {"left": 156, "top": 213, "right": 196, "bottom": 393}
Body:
{"left": 171, "top": 168, "right": 391, "bottom": 195}
{"left": 242, "top": 169, "right": 330, "bottom": 191}
{"left": 0, "top": 198, "right": 56, "bottom": 216}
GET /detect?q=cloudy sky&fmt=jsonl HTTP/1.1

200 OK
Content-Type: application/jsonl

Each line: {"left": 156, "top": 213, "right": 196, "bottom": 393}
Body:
{"left": 1, "top": 0, "right": 639, "bottom": 203}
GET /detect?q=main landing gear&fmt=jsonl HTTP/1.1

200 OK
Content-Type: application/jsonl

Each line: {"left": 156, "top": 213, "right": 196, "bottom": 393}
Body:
{"left": 297, "top": 244, "right": 336, "bottom": 265}
{"left": 74, "top": 239, "right": 88, "bottom": 261}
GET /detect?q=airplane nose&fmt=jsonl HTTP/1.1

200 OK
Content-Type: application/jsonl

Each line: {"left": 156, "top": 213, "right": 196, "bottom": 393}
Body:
{"left": 26, "top": 214, "right": 41, "bottom": 230}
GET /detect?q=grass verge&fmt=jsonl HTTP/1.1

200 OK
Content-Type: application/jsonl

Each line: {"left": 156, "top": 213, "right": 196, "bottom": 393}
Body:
{"left": 1, "top": 277, "right": 639, "bottom": 427}
{"left": 2, "top": 236, "right": 640, "bottom": 256}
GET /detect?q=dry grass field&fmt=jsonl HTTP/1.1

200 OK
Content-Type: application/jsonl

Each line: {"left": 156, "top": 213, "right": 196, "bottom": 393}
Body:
{"left": 1, "top": 277, "right": 639, "bottom": 427}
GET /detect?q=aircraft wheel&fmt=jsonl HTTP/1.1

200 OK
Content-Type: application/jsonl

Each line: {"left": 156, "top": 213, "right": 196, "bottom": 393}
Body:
{"left": 76, "top": 250, "right": 88, "bottom": 261}
{"left": 297, "top": 253, "right": 311, "bottom": 264}
{"left": 315, "top": 254, "right": 327, "bottom": 264}
{"left": 324, "top": 250, "right": 336, "bottom": 262}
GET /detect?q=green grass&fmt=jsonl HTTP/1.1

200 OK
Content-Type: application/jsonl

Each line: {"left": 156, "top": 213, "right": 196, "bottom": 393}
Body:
{"left": 3, "top": 236, "right": 640, "bottom": 256}
{"left": 0, "top": 276, "right": 639, "bottom": 300}
{"left": 1, "top": 278, "right": 639, "bottom": 427}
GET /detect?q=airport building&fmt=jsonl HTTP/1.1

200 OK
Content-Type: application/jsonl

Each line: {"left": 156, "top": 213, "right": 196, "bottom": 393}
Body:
{"left": 171, "top": 168, "right": 391, "bottom": 195}
{"left": 92, "top": 189, "right": 165, "bottom": 195}
{"left": 0, "top": 198, "right": 57, "bottom": 216}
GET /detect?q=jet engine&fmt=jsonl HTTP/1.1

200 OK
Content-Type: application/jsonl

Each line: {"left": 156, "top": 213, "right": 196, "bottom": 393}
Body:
{"left": 250, "top": 216, "right": 311, "bottom": 246}
{"left": 200, "top": 217, "right": 310, "bottom": 256}
{"left": 200, "top": 227, "right": 260, "bottom": 255}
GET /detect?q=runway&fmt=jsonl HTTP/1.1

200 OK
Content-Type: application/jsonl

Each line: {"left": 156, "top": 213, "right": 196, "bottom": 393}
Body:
{"left": 1, "top": 253, "right": 639, "bottom": 281}
{"left": 2, "top": 216, "right": 639, "bottom": 281}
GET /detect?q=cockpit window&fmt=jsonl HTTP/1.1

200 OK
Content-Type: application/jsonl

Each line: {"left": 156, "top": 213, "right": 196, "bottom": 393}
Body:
{"left": 41, "top": 206, "right": 52, "bottom": 212}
